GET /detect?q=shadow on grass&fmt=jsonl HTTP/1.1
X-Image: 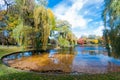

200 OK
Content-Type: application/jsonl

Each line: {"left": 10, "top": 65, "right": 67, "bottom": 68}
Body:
{"left": 0, "top": 71, "right": 120, "bottom": 80}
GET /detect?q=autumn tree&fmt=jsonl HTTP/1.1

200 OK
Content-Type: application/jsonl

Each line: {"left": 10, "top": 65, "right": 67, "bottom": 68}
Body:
{"left": 55, "top": 20, "right": 77, "bottom": 47}
{"left": 34, "top": 6, "right": 50, "bottom": 50}
{"left": 102, "top": 0, "right": 120, "bottom": 53}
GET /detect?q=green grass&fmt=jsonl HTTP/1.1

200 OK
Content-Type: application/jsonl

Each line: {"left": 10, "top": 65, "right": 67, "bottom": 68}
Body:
{"left": 0, "top": 46, "right": 120, "bottom": 80}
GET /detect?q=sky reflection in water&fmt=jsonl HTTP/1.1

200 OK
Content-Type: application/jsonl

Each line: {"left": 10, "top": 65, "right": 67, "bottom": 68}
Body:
{"left": 3, "top": 46, "right": 120, "bottom": 74}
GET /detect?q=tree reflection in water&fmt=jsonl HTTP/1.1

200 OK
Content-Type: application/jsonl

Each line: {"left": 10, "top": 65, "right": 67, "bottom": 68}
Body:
{"left": 2, "top": 46, "right": 120, "bottom": 74}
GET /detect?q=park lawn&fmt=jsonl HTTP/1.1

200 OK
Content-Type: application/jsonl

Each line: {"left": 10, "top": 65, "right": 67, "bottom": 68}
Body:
{"left": 0, "top": 46, "right": 120, "bottom": 80}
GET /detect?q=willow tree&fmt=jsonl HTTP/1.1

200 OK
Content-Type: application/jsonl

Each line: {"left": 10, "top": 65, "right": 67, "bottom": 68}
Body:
{"left": 7, "top": 0, "right": 35, "bottom": 48}
{"left": 66, "top": 31, "right": 77, "bottom": 46}
{"left": 12, "top": 22, "right": 34, "bottom": 47}
{"left": 54, "top": 20, "right": 77, "bottom": 47}
{"left": 102, "top": 0, "right": 120, "bottom": 53}
{"left": 34, "top": 6, "right": 50, "bottom": 50}
{"left": 11, "top": 0, "right": 51, "bottom": 50}
{"left": 47, "top": 9, "right": 56, "bottom": 37}
{"left": 15, "top": 0, "right": 35, "bottom": 26}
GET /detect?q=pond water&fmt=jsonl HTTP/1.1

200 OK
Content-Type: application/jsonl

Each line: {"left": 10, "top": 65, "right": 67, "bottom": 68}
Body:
{"left": 2, "top": 46, "right": 120, "bottom": 74}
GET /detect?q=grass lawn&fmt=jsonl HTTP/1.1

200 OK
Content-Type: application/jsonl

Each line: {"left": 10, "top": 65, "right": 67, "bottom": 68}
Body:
{"left": 0, "top": 46, "right": 120, "bottom": 80}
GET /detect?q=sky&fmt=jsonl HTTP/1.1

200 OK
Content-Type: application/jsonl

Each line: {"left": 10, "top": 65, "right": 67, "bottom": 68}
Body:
{"left": 48, "top": 0, "right": 105, "bottom": 38}
{"left": 0, "top": 0, "right": 105, "bottom": 38}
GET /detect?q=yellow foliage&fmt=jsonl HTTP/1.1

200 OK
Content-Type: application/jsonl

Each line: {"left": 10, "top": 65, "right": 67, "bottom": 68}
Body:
{"left": 47, "top": 9, "right": 56, "bottom": 30}
{"left": 47, "top": 9, "right": 54, "bottom": 20}
{"left": 0, "top": 16, "right": 3, "bottom": 20}
{"left": 34, "top": 6, "right": 50, "bottom": 50}
{"left": 93, "top": 39, "right": 98, "bottom": 44}
{"left": 9, "top": 23, "right": 14, "bottom": 27}
{"left": 0, "top": 10, "right": 6, "bottom": 20}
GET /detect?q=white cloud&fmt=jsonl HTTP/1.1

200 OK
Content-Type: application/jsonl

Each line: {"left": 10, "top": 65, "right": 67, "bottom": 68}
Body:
{"left": 53, "top": 0, "right": 87, "bottom": 29}
{"left": 85, "top": 0, "right": 103, "bottom": 5}
{"left": 73, "top": 32, "right": 89, "bottom": 38}
{"left": 93, "top": 26, "right": 104, "bottom": 36}
{"left": 73, "top": 25, "right": 104, "bottom": 38}
{"left": 52, "top": 0, "right": 104, "bottom": 38}
{"left": 0, "top": 0, "right": 4, "bottom": 5}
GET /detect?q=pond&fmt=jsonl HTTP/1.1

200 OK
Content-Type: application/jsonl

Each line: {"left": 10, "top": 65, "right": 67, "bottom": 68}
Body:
{"left": 2, "top": 45, "right": 120, "bottom": 74}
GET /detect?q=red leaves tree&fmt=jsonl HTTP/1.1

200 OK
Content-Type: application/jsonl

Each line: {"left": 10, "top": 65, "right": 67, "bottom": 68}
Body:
{"left": 77, "top": 38, "right": 84, "bottom": 45}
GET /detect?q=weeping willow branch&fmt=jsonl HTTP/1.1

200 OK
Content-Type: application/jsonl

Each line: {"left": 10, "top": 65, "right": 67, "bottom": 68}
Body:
{"left": 34, "top": 6, "right": 50, "bottom": 50}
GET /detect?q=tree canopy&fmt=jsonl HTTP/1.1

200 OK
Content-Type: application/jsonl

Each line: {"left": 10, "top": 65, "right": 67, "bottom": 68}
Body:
{"left": 0, "top": 0, "right": 77, "bottom": 50}
{"left": 102, "top": 0, "right": 120, "bottom": 53}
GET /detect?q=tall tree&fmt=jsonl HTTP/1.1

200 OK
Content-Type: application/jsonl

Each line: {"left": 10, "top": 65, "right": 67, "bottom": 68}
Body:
{"left": 12, "top": 22, "right": 33, "bottom": 47}
{"left": 15, "top": 0, "right": 35, "bottom": 26}
{"left": 55, "top": 20, "right": 77, "bottom": 47}
{"left": 34, "top": 6, "right": 50, "bottom": 50}
{"left": 102, "top": 0, "right": 120, "bottom": 53}
{"left": 47, "top": 9, "right": 56, "bottom": 37}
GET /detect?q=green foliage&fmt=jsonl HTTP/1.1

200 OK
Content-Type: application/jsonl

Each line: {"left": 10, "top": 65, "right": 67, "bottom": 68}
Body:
{"left": 10, "top": 0, "right": 50, "bottom": 50}
{"left": 15, "top": 0, "right": 35, "bottom": 26}
{"left": 58, "top": 36, "right": 70, "bottom": 47}
{"left": 102, "top": 0, "right": 120, "bottom": 53}
{"left": 6, "top": 14, "right": 19, "bottom": 31}
{"left": 0, "top": 10, "right": 7, "bottom": 28}
{"left": 34, "top": 6, "right": 50, "bottom": 50}
{"left": 0, "top": 0, "right": 77, "bottom": 49}
{"left": 47, "top": 9, "right": 56, "bottom": 37}
{"left": 55, "top": 20, "right": 77, "bottom": 47}
{"left": 12, "top": 22, "right": 33, "bottom": 47}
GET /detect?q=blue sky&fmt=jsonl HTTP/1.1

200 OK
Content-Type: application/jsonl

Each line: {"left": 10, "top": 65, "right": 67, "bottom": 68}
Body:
{"left": 48, "top": 0, "right": 104, "bottom": 38}
{"left": 0, "top": 0, "right": 104, "bottom": 38}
